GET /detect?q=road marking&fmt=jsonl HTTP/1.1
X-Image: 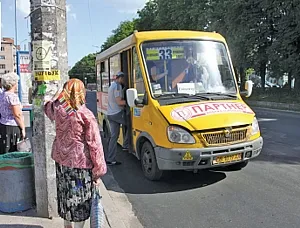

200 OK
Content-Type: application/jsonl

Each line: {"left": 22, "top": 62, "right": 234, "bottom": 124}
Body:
{"left": 257, "top": 118, "right": 278, "bottom": 122}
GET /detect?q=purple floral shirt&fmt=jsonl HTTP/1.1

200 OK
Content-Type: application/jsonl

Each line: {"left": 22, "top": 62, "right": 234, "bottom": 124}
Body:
{"left": 0, "top": 91, "right": 21, "bottom": 126}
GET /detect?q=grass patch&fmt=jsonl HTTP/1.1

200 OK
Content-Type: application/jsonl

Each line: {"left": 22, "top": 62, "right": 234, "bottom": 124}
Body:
{"left": 247, "top": 88, "right": 300, "bottom": 104}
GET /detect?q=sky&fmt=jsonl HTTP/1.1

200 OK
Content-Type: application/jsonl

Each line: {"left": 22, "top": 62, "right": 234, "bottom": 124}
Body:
{"left": 0, "top": 0, "right": 147, "bottom": 67}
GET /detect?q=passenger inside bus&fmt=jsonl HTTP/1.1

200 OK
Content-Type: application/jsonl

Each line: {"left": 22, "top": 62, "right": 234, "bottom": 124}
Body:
{"left": 147, "top": 60, "right": 171, "bottom": 91}
{"left": 147, "top": 61, "right": 168, "bottom": 83}
{"left": 146, "top": 47, "right": 202, "bottom": 92}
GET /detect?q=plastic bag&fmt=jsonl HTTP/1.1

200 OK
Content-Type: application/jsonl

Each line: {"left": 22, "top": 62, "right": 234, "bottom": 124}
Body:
{"left": 17, "top": 138, "right": 32, "bottom": 152}
{"left": 90, "top": 184, "right": 105, "bottom": 228}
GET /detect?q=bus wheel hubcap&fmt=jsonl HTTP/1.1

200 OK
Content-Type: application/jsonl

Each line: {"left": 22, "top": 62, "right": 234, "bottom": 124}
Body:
{"left": 143, "top": 150, "right": 152, "bottom": 173}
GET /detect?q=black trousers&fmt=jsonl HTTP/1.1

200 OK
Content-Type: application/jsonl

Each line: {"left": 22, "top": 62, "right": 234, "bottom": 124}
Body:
{"left": 0, "top": 123, "right": 21, "bottom": 154}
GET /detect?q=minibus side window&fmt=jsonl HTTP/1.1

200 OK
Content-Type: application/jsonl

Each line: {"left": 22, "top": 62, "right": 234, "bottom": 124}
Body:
{"left": 102, "top": 59, "right": 109, "bottom": 92}
{"left": 99, "top": 62, "right": 105, "bottom": 91}
{"left": 133, "top": 47, "right": 145, "bottom": 99}
{"left": 96, "top": 63, "right": 101, "bottom": 92}
{"left": 110, "top": 54, "right": 121, "bottom": 84}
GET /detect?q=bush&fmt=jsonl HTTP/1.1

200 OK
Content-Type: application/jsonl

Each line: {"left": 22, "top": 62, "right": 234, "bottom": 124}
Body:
{"left": 248, "top": 88, "right": 300, "bottom": 104}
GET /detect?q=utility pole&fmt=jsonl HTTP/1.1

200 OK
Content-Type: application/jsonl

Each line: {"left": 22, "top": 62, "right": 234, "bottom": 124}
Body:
{"left": 30, "top": 0, "right": 68, "bottom": 218}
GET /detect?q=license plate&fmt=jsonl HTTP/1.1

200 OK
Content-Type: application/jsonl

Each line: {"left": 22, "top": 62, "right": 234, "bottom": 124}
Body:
{"left": 213, "top": 153, "right": 242, "bottom": 165}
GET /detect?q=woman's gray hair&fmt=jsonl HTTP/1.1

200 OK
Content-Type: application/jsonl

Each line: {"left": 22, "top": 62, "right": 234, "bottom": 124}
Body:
{"left": 2, "top": 72, "right": 19, "bottom": 90}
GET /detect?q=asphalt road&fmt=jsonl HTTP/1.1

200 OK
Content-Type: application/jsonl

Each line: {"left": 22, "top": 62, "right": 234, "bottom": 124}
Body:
{"left": 86, "top": 91, "right": 98, "bottom": 117}
{"left": 101, "top": 106, "right": 300, "bottom": 228}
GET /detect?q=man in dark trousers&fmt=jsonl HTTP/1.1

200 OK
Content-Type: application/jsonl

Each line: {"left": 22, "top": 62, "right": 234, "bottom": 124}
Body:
{"left": 106, "top": 72, "right": 128, "bottom": 165}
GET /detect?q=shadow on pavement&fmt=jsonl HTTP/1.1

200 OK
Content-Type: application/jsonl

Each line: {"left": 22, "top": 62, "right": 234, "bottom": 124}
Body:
{"left": 102, "top": 146, "right": 227, "bottom": 195}
{"left": 0, "top": 226, "right": 43, "bottom": 228}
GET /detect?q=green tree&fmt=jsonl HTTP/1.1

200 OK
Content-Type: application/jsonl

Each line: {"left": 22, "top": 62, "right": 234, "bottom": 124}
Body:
{"left": 73, "top": 0, "right": 300, "bottom": 92}
{"left": 267, "top": 0, "right": 300, "bottom": 89}
{"left": 68, "top": 53, "right": 96, "bottom": 83}
{"left": 158, "top": 0, "right": 212, "bottom": 30}
{"left": 208, "top": 0, "right": 255, "bottom": 86}
{"left": 136, "top": 0, "right": 159, "bottom": 31}
{"left": 101, "top": 20, "right": 137, "bottom": 51}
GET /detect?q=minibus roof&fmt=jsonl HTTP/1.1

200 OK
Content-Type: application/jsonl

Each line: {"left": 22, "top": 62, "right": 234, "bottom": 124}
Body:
{"left": 96, "top": 30, "right": 226, "bottom": 61}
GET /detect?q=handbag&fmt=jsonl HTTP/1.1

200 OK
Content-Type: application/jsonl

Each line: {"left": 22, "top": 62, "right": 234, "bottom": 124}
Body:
{"left": 90, "top": 184, "right": 105, "bottom": 228}
{"left": 17, "top": 138, "right": 32, "bottom": 152}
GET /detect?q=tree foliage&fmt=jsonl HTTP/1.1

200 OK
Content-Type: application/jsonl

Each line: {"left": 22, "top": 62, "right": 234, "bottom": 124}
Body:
{"left": 73, "top": 0, "right": 300, "bottom": 90}
{"left": 68, "top": 53, "right": 96, "bottom": 83}
{"left": 101, "top": 20, "right": 137, "bottom": 51}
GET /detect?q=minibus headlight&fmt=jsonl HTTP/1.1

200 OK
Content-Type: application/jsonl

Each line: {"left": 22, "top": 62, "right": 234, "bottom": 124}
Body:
{"left": 167, "top": 126, "right": 195, "bottom": 144}
{"left": 251, "top": 117, "right": 260, "bottom": 135}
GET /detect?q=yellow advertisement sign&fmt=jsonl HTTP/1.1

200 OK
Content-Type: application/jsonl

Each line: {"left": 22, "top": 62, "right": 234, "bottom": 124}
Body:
{"left": 146, "top": 49, "right": 159, "bottom": 61}
{"left": 172, "top": 47, "right": 185, "bottom": 59}
{"left": 34, "top": 70, "right": 61, "bottom": 81}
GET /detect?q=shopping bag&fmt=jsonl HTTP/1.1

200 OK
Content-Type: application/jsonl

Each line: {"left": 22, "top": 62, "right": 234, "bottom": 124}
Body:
{"left": 17, "top": 138, "right": 32, "bottom": 152}
{"left": 90, "top": 184, "right": 105, "bottom": 228}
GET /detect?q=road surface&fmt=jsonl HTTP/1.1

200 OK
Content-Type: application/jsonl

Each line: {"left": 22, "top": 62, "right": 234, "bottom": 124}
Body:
{"left": 101, "top": 107, "right": 300, "bottom": 228}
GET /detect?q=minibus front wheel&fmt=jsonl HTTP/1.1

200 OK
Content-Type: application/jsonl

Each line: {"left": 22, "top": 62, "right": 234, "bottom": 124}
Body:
{"left": 141, "top": 141, "right": 164, "bottom": 181}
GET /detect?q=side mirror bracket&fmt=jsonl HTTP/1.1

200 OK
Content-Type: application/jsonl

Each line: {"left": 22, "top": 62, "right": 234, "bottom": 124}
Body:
{"left": 134, "top": 98, "right": 144, "bottom": 107}
{"left": 240, "top": 80, "right": 253, "bottom": 98}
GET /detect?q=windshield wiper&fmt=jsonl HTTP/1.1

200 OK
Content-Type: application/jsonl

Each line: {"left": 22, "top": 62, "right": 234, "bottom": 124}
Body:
{"left": 155, "top": 93, "right": 189, "bottom": 99}
{"left": 185, "top": 94, "right": 211, "bottom": 100}
{"left": 155, "top": 93, "right": 211, "bottom": 101}
{"left": 196, "top": 92, "right": 237, "bottom": 98}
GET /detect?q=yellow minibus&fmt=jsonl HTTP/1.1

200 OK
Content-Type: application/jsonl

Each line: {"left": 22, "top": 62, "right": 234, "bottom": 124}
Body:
{"left": 96, "top": 30, "right": 263, "bottom": 180}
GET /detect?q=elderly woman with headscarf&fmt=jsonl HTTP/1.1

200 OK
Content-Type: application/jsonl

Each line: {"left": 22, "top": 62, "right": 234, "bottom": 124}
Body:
{"left": 44, "top": 78, "right": 107, "bottom": 228}
{"left": 0, "top": 72, "right": 26, "bottom": 154}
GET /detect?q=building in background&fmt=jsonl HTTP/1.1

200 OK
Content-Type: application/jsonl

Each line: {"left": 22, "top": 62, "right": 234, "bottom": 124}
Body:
{"left": 0, "top": 37, "right": 18, "bottom": 75}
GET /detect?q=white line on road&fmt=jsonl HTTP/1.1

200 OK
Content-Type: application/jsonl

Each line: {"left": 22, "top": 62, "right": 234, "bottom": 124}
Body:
{"left": 257, "top": 118, "right": 278, "bottom": 122}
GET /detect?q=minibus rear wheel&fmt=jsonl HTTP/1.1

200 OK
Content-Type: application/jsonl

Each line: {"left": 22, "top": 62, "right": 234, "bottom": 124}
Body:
{"left": 141, "top": 141, "right": 163, "bottom": 181}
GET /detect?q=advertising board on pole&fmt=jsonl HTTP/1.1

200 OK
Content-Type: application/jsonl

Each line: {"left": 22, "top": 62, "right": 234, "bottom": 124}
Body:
{"left": 32, "top": 40, "right": 52, "bottom": 71}
{"left": 17, "top": 51, "right": 32, "bottom": 105}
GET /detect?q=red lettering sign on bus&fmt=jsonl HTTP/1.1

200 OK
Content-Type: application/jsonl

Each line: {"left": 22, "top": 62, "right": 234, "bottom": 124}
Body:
{"left": 171, "top": 102, "right": 254, "bottom": 121}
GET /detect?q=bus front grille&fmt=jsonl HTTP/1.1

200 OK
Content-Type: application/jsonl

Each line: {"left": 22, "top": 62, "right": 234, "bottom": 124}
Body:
{"left": 200, "top": 128, "right": 248, "bottom": 146}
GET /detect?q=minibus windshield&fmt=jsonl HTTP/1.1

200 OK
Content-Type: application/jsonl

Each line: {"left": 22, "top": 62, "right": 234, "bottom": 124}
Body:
{"left": 141, "top": 40, "right": 237, "bottom": 99}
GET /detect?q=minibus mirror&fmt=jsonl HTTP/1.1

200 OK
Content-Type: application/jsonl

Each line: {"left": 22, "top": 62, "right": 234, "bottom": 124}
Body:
{"left": 240, "top": 80, "right": 253, "bottom": 98}
{"left": 126, "top": 88, "right": 138, "bottom": 107}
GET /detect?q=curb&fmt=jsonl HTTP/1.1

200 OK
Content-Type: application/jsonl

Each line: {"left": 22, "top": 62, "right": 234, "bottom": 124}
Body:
{"left": 99, "top": 178, "right": 127, "bottom": 228}
{"left": 246, "top": 100, "right": 300, "bottom": 112}
{"left": 100, "top": 167, "right": 144, "bottom": 228}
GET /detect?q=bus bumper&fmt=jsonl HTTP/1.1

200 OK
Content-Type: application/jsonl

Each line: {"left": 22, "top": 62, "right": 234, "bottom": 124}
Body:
{"left": 154, "top": 137, "right": 263, "bottom": 170}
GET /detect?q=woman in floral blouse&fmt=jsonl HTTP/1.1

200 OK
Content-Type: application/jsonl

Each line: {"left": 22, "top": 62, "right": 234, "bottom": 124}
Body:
{"left": 44, "top": 79, "right": 107, "bottom": 228}
{"left": 0, "top": 73, "right": 26, "bottom": 154}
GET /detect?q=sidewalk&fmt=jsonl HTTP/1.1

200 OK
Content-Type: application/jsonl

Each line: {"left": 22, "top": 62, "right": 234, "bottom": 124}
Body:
{"left": 0, "top": 180, "right": 112, "bottom": 228}
{"left": 0, "top": 214, "right": 110, "bottom": 228}
{"left": 0, "top": 92, "right": 142, "bottom": 227}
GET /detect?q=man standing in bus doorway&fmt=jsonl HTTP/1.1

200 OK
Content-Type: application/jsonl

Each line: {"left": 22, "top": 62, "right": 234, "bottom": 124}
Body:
{"left": 106, "top": 71, "right": 128, "bottom": 165}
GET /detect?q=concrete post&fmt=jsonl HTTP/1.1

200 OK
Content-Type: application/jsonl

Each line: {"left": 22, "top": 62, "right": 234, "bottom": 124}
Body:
{"left": 30, "top": 0, "right": 68, "bottom": 218}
